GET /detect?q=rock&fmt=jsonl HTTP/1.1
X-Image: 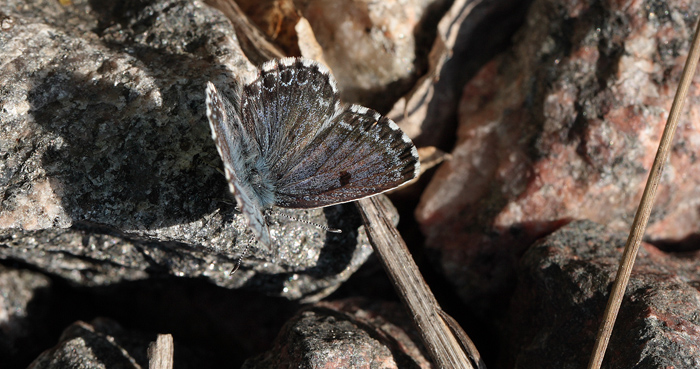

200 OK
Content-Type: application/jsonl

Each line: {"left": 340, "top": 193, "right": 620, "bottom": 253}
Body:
{"left": 416, "top": 0, "right": 700, "bottom": 309}
{"left": 0, "top": 202, "right": 375, "bottom": 301}
{"left": 0, "top": 265, "right": 52, "bottom": 368}
{"left": 0, "top": 0, "right": 391, "bottom": 300}
{"left": 28, "top": 319, "right": 149, "bottom": 369}
{"left": 26, "top": 318, "right": 221, "bottom": 369}
{"left": 242, "top": 297, "right": 431, "bottom": 369}
{"left": 387, "top": 0, "right": 532, "bottom": 149}
{"left": 297, "top": 0, "right": 441, "bottom": 110}
{"left": 503, "top": 220, "right": 700, "bottom": 368}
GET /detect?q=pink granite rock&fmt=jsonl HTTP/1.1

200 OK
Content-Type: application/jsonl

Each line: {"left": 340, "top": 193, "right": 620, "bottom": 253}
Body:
{"left": 416, "top": 0, "right": 700, "bottom": 308}
{"left": 502, "top": 220, "right": 700, "bottom": 368}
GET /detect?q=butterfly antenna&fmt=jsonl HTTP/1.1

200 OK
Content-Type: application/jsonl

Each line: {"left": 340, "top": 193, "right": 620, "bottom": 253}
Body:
{"left": 229, "top": 240, "right": 250, "bottom": 275}
{"left": 276, "top": 211, "right": 342, "bottom": 233}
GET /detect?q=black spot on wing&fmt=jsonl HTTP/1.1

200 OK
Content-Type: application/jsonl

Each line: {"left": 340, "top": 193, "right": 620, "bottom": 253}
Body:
{"left": 339, "top": 171, "right": 352, "bottom": 187}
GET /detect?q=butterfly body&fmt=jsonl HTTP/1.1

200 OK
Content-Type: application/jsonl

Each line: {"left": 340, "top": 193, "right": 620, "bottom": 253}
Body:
{"left": 206, "top": 58, "right": 419, "bottom": 250}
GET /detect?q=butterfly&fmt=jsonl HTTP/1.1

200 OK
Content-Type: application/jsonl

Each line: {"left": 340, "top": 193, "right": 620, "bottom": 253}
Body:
{"left": 205, "top": 57, "right": 419, "bottom": 252}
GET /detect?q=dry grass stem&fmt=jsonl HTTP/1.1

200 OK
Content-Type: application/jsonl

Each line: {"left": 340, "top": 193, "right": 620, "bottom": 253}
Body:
{"left": 587, "top": 16, "right": 700, "bottom": 369}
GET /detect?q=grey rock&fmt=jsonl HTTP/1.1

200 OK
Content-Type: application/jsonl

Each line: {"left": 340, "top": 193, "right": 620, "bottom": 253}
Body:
{"left": 0, "top": 265, "right": 53, "bottom": 368}
{"left": 26, "top": 317, "right": 219, "bottom": 369}
{"left": 28, "top": 319, "right": 146, "bottom": 369}
{"left": 0, "top": 0, "right": 387, "bottom": 300}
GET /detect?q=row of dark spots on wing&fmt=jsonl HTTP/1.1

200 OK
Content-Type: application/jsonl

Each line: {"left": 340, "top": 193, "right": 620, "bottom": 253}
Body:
{"left": 293, "top": 60, "right": 335, "bottom": 98}
{"left": 337, "top": 112, "right": 376, "bottom": 168}
{"left": 373, "top": 116, "right": 418, "bottom": 181}
{"left": 271, "top": 61, "right": 323, "bottom": 173}
{"left": 339, "top": 114, "right": 400, "bottom": 187}
{"left": 318, "top": 107, "right": 417, "bottom": 188}
{"left": 277, "top": 59, "right": 315, "bottom": 87}
{"left": 280, "top": 76, "right": 341, "bottom": 182}
{"left": 335, "top": 111, "right": 393, "bottom": 181}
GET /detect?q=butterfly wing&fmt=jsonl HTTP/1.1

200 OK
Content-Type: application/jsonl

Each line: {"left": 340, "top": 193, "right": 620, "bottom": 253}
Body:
{"left": 273, "top": 104, "right": 420, "bottom": 208}
{"left": 205, "top": 82, "right": 272, "bottom": 249}
{"left": 239, "top": 58, "right": 343, "bottom": 179}
{"left": 238, "top": 58, "right": 419, "bottom": 209}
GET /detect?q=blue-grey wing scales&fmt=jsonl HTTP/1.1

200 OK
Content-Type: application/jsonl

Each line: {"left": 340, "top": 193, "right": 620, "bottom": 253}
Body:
{"left": 205, "top": 82, "right": 272, "bottom": 249}
{"left": 238, "top": 58, "right": 419, "bottom": 209}
{"left": 205, "top": 57, "right": 420, "bottom": 250}
{"left": 274, "top": 104, "right": 420, "bottom": 208}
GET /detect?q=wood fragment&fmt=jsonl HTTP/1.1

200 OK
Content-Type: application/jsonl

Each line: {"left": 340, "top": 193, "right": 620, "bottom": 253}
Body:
{"left": 148, "top": 334, "right": 174, "bottom": 369}
{"left": 205, "top": 0, "right": 285, "bottom": 64}
{"left": 438, "top": 309, "right": 487, "bottom": 369}
{"left": 387, "top": 0, "right": 482, "bottom": 138}
{"left": 357, "top": 197, "right": 476, "bottom": 369}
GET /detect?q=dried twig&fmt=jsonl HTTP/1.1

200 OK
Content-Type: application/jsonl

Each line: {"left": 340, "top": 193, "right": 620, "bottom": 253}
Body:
{"left": 587, "top": 17, "right": 700, "bottom": 369}
{"left": 438, "top": 309, "right": 487, "bottom": 369}
{"left": 388, "top": 0, "right": 482, "bottom": 138}
{"left": 357, "top": 197, "right": 479, "bottom": 369}
{"left": 148, "top": 334, "right": 174, "bottom": 369}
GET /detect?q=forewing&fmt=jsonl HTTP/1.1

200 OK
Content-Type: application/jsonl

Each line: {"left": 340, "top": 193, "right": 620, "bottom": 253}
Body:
{"left": 239, "top": 58, "right": 343, "bottom": 176}
{"left": 205, "top": 82, "right": 271, "bottom": 248}
{"left": 273, "top": 105, "right": 420, "bottom": 208}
